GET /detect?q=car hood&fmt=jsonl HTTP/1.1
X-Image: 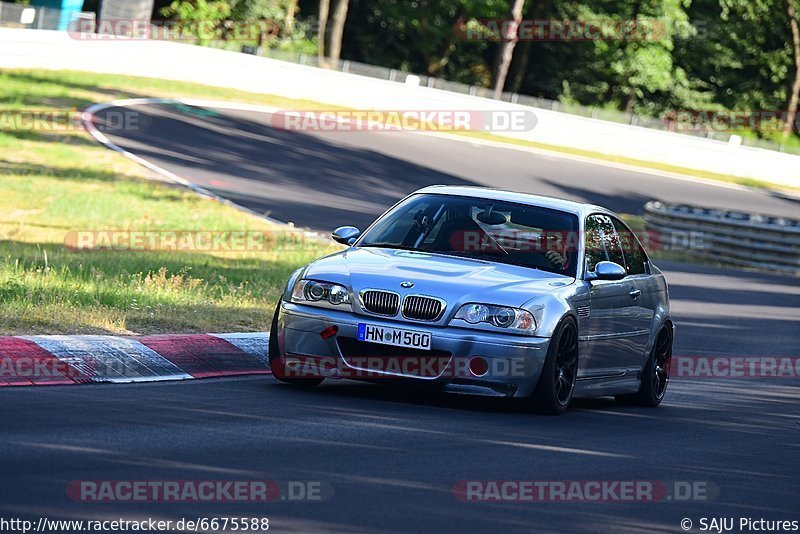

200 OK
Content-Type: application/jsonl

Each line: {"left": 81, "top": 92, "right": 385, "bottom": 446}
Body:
{"left": 302, "top": 247, "right": 574, "bottom": 309}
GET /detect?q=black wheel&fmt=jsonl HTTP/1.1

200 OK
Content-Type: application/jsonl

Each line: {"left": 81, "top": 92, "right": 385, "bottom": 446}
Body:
{"left": 268, "top": 303, "right": 324, "bottom": 387}
{"left": 530, "top": 317, "right": 578, "bottom": 415}
{"left": 616, "top": 324, "right": 672, "bottom": 406}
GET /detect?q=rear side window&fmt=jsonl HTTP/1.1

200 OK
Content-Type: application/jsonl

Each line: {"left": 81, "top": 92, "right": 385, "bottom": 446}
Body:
{"left": 611, "top": 217, "right": 648, "bottom": 275}
{"left": 585, "top": 214, "right": 625, "bottom": 272}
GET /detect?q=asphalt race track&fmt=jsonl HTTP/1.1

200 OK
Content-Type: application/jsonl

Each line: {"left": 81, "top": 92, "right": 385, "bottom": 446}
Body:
{"left": 1, "top": 102, "right": 797, "bottom": 533}
{"left": 92, "top": 102, "right": 800, "bottom": 230}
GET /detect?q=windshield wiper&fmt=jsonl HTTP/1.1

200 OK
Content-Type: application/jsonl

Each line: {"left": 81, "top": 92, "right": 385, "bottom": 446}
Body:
{"left": 358, "top": 243, "right": 423, "bottom": 252}
{"left": 444, "top": 251, "right": 553, "bottom": 272}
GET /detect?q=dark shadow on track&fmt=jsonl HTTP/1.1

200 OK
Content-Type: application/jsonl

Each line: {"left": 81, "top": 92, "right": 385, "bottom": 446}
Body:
{"left": 95, "top": 104, "right": 475, "bottom": 230}
{"left": 535, "top": 177, "right": 654, "bottom": 215}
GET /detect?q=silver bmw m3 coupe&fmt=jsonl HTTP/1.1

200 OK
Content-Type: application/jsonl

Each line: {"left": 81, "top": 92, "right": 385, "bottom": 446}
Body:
{"left": 269, "top": 186, "right": 674, "bottom": 414}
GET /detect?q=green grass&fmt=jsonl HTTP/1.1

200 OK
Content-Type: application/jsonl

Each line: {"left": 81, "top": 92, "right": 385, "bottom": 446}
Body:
{"left": 0, "top": 69, "right": 334, "bottom": 112}
{"left": 0, "top": 69, "right": 339, "bottom": 335}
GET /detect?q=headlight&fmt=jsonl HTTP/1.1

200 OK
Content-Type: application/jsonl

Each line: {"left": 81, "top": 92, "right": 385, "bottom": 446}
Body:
{"left": 291, "top": 279, "right": 352, "bottom": 310}
{"left": 452, "top": 303, "right": 536, "bottom": 334}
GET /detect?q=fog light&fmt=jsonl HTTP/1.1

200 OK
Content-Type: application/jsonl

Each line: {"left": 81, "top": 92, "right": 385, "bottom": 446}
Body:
{"left": 469, "top": 356, "right": 489, "bottom": 377}
{"left": 320, "top": 325, "right": 339, "bottom": 339}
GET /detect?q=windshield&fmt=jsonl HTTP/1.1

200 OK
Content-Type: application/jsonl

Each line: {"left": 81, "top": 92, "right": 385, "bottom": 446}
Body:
{"left": 358, "top": 193, "right": 579, "bottom": 277}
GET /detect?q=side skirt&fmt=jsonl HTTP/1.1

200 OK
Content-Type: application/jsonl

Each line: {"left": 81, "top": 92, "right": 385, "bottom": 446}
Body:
{"left": 573, "top": 372, "right": 641, "bottom": 398}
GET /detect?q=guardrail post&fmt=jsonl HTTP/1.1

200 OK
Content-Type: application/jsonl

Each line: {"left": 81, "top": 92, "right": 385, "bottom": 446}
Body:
{"left": 404, "top": 74, "right": 420, "bottom": 87}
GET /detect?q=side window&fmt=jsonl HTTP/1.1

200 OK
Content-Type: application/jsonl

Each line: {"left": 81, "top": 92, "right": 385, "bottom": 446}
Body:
{"left": 611, "top": 217, "right": 648, "bottom": 275}
{"left": 585, "top": 214, "right": 626, "bottom": 272}
{"left": 585, "top": 215, "right": 608, "bottom": 272}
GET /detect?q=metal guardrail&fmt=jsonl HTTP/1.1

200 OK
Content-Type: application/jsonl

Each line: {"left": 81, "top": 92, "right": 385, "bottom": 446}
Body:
{"left": 0, "top": 1, "right": 52, "bottom": 29}
{"left": 644, "top": 201, "right": 800, "bottom": 274}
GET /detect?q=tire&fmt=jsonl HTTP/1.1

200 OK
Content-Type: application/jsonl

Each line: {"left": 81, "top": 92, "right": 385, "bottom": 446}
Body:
{"left": 268, "top": 303, "right": 324, "bottom": 387}
{"left": 616, "top": 324, "right": 672, "bottom": 407}
{"left": 530, "top": 317, "right": 578, "bottom": 415}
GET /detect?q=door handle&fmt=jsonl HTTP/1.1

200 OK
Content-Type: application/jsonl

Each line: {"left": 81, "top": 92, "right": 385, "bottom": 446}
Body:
{"left": 629, "top": 288, "right": 641, "bottom": 299}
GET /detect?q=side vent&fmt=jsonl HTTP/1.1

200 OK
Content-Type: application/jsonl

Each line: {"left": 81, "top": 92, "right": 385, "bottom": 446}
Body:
{"left": 577, "top": 305, "right": 591, "bottom": 318}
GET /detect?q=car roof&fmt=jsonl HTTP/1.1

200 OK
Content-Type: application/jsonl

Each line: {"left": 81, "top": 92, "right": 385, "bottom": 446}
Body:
{"left": 414, "top": 185, "right": 611, "bottom": 219}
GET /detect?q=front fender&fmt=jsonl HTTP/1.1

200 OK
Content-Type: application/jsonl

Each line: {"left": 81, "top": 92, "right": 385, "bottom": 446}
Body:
{"left": 526, "top": 293, "right": 576, "bottom": 338}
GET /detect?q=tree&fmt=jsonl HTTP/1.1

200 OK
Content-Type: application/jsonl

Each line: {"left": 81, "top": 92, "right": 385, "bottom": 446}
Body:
{"left": 506, "top": 0, "right": 550, "bottom": 94}
{"left": 676, "top": 0, "right": 798, "bottom": 139}
{"left": 229, "top": 0, "right": 285, "bottom": 20}
{"left": 228, "top": 0, "right": 286, "bottom": 47}
{"left": 328, "top": 0, "right": 350, "bottom": 65}
{"left": 343, "top": 0, "right": 508, "bottom": 83}
{"left": 318, "top": 0, "right": 330, "bottom": 65}
{"left": 160, "top": 0, "right": 232, "bottom": 46}
{"left": 301, "top": 0, "right": 798, "bottom": 142}
{"left": 284, "top": 0, "right": 298, "bottom": 36}
{"left": 493, "top": 0, "right": 525, "bottom": 99}
{"left": 784, "top": 0, "right": 800, "bottom": 138}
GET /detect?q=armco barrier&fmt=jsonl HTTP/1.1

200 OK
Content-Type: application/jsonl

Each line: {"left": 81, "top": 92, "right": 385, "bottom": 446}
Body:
{"left": 1, "top": 28, "right": 800, "bottom": 188}
{"left": 644, "top": 201, "right": 800, "bottom": 274}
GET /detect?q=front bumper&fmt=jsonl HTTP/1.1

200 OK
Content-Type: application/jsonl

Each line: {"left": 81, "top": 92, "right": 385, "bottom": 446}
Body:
{"left": 276, "top": 302, "right": 551, "bottom": 398}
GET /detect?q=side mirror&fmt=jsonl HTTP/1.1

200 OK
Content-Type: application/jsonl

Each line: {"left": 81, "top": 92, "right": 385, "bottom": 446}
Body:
{"left": 587, "top": 261, "right": 626, "bottom": 281}
{"left": 332, "top": 226, "right": 361, "bottom": 246}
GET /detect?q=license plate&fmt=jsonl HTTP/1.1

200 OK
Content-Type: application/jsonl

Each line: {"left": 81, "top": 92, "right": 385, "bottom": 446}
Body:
{"left": 357, "top": 323, "right": 431, "bottom": 350}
